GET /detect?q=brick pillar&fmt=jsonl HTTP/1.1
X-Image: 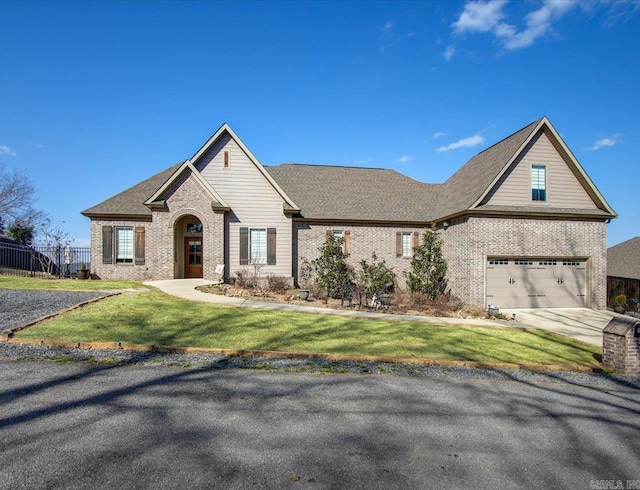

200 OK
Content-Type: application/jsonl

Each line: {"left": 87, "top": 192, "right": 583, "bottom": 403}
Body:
{"left": 602, "top": 317, "right": 640, "bottom": 375}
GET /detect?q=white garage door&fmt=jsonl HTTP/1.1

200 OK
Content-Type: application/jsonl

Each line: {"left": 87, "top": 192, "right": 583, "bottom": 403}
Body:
{"left": 486, "top": 258, "right": 587, "bottom": 308}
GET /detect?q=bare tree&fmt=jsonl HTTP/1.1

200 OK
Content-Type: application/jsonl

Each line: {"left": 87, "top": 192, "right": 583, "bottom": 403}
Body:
{"left": 0, "top": 163, "right": 45, "bottom": 226}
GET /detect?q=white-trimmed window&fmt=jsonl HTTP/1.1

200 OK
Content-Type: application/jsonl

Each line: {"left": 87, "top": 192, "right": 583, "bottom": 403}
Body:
{"left": 401, "top": 232, "right": 412, "bottom": 257}
{"left": 327, "top": 229, "right": 350, "bottom": 254}
{"left": 396, "top": 231, "right": 418, "bottom": 258}
{"left": 249, "top": 228, "right": 266, "bottom": 264}
{"left": 532, "top": 165, "right": 546, "bottom": 201}
{"left": 115, "top": 227, "right": 134, "bottom": 263}
{"left": 239, "top": 227, "right": 276, "bottom": 266}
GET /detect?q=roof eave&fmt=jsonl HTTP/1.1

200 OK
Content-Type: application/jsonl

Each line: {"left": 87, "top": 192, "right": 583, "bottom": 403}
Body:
{"left": 434, "top": 208, "right": 616, "bottom": 224}
{"left": 81, "top": 212, "right": 153, "bottom": 221}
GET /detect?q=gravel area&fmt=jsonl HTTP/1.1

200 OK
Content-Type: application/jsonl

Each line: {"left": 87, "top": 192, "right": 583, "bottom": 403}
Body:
{"left": 1, "top": 341, "right": 639, "bottom": 390}
{"left": 0, "top": 289, "right": 110, "bottom": 332}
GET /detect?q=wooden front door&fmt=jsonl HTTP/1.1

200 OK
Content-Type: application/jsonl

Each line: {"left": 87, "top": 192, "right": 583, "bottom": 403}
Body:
{"left": 184, "top": 237, "right": 203, "bottom": 278}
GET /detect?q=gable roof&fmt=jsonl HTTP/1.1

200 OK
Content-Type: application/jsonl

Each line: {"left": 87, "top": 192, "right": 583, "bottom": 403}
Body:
{"left": 144, "top": 160, "right": 230, "bottom": 211}
{"left": 82, "top": 117, "right": 616, "bottom": 224}
{"left": 81, "top": 163, "right": 182, "bottom": 218}
{"left": 190, "top": 123, "right": 299, "bottom": 213}
{"left": 434, "top": 117, "right": 617, "bottom": 220}
{"left": 607, "top": 237, "right": 640, "bottom": 280}
{"left": 265, "top": 164, "right": 438, "bottom": 223}
{"left": 434, "top": 119, "right": 542, "bottom": 220}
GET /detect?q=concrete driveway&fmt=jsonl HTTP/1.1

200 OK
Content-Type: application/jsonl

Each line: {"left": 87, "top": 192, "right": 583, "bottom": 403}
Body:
{"left": 500, "top": 308, "right": 615, "bottom": 346}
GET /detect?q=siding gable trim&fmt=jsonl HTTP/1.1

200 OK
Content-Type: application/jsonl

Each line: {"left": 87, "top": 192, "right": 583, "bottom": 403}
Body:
{"left": 471, "top": 117, "right": 616, "bottom": 217}
{"left": 188, "top": 123, "right": 301, "bottom": 214}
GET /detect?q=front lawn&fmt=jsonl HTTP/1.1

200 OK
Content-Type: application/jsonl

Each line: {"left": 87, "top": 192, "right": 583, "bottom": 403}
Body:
{"left": 13, "top": 289, "right": 601, "bottom": 368}
{"left": 0, "top": 275, "right": 145, "bottom": 291}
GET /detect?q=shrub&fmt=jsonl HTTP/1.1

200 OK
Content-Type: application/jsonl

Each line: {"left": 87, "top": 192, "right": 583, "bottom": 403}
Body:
{"left": 298, "top": 257, "right": 315, "bottom": 289}
{"left": 358, "top": 253, "right": 397, "bottom": 295}
{"left": 405, "top": 228, "right": 448, "bottom": 300}
{"left": 313, "top": 235, "right": 354, "bottom": 299}
{"left": 235, "top": 269, "right": 257, "bottom": 289}
{"left": 614, "top": 294, "right": 627, "bottom": 306}
{"left": 266, "top": 274, "right": 289, "bottom": 293}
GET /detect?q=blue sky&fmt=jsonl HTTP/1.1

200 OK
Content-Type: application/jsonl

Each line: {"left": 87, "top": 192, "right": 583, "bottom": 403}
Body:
{"left": 1, "top": 0, "right": 638, "bottom": 247}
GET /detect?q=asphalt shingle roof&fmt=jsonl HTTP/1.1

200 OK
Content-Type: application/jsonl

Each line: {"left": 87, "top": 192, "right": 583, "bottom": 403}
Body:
{"left": 264, "top": 164, "right": 438, "bottom": 222}
{"left": 607, "top": 237, "right": 640, "bottom": 280}
{"left": 82, "top": 163, "right": 182, "bottom": 217}
{"left": 434, "top": 119, "right": 542, "bottom": 219}
{"left": 81, "top": 118, "right": 613, "bottom": 224}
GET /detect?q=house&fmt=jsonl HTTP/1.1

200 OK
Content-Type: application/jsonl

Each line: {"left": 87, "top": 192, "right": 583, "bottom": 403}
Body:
{"left": 607, "top": 237, "right": 640, "bottom": 311}
{"left": 82, "top": 117, "right": 616, "bottom": 309}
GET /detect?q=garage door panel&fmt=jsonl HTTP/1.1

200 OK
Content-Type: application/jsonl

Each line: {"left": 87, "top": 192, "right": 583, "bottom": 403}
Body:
{"left": 487, "top": 258, "right": 586, "bottom": 308}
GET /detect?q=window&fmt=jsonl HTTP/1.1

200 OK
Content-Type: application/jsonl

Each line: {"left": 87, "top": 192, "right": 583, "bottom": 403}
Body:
{"left": 186, "top": 222, "right": 202, "bottom": 234}
{"left": 115, "top": 227, "right": 133, "bottom": 263}
{"left": 489, "top": 259, "right": 509, "bottom": 265}
{"left": 223, "top": 150, "right": 230, "bottom": 168}
{"left": 515, "top": 259, "right": 533, "bottom": 265}
{"left": 102, "top": 225, "right": 145, "bottom": 265}
{"left": 531, "top": 165, "right": 546, "bottom": 201}
{"left": 563, "top": 260, "right": 580, "bottom": 266}
{"left": 396, "top": 231, "right": 419, "bottom": 258}
{"left": 327, "top": 229, "right": 350, "bottom": 254}
{"left": 539, "top": 259, "right": 557, "bottom": 266}
{"left": 401, "top": 232, "right": 412, "bottom": 257}
{"left": 239, "top": 227, "right": 276, "bottom": 265}
{"left": 249, "top": 228, "right": 266, "bottom": 264}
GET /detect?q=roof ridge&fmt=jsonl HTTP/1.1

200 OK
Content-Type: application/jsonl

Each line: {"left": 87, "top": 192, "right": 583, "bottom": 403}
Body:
{"left": 272, "top": 163, "right": 391, "bottom": 171}
{"left": 471, "top": 117, "right": 543, "bottom": 159}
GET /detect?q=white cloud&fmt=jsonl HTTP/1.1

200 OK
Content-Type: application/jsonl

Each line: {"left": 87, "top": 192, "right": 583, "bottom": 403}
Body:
{"left": 501, "top": 0, "right": 577, "bottom": 50}
{"left": 0, "top": 145, "right": 16, "bottom": 157}
{"left": 588, "top": 134, "right": 622, "bottom": 151}
{"left": 433, "top": 131, "right": 445, "bottom": 139}
{"left": 452, "top": 0, "right": 578, "bottom": 51}
{"left": 437, "top": 134, "right": 484, "bottom": 152}
{"left": 397, "top": 155, "right": 413, "bottom": 163}
{"left": 444, "top": 45, "right": 456, "bottom": 61}
{"left": 452, "top": 0, "right": 508, "bottom": 34}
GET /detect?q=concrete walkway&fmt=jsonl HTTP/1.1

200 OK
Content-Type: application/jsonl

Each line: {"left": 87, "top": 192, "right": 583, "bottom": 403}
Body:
{"left": 144, "top": 279, "right": 498, "bottom": 327}
{"left": 144, "top": 279, "right": 613, "bottom": 345}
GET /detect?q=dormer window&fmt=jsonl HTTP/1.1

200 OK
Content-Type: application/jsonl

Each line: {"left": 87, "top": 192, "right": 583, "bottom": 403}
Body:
{"left": 531, "top": 165, "right": 546, "bottom": 201}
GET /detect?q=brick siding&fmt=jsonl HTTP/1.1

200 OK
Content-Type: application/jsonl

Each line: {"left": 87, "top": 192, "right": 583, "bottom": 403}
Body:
{"left": 440, "top": 217, "right": 607, "bottom": 308}
{"left": 293, "top": 217, "right": 607, "bottom": 309}
{"left": 90, "top": 170, "right": 224, "bottom": 281}
{"left": 293, "top": 222, "right": 426, "bottom": 289}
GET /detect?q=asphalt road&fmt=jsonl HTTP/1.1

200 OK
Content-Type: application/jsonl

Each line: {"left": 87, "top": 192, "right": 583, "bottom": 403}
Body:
{"left": 0, "top": 361, "right": 638, "bottom": 489}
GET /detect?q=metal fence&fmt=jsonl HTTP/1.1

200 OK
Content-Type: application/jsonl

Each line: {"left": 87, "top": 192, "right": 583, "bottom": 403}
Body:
{"left": 0, "top": 242, "right": 91, "bottom": 279}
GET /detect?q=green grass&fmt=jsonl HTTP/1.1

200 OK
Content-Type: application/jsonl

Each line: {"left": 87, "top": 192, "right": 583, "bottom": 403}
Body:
{"left": 13, "top": 289, "right": 601, "bottom": 368}
{"left": 0, "top": 275, "right": 146, "bottom": 291}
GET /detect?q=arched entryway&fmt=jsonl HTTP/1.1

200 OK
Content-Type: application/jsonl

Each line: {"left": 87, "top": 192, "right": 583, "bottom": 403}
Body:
{"left": 175, "top": 215, "right": 203, "bottom": 278}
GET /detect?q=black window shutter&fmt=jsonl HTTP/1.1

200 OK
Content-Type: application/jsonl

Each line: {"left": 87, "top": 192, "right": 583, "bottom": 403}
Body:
{"left": 239, "top": 227, "right": 249, "bottom": 265}
{"left": 135, "top": 227, "right": 145, "bottom": 265}
{"left": 102, "top": 226, "right": 113, "bottom": 264}
{"left": 267, "top": 228, "right": 276, "bottom": 265}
